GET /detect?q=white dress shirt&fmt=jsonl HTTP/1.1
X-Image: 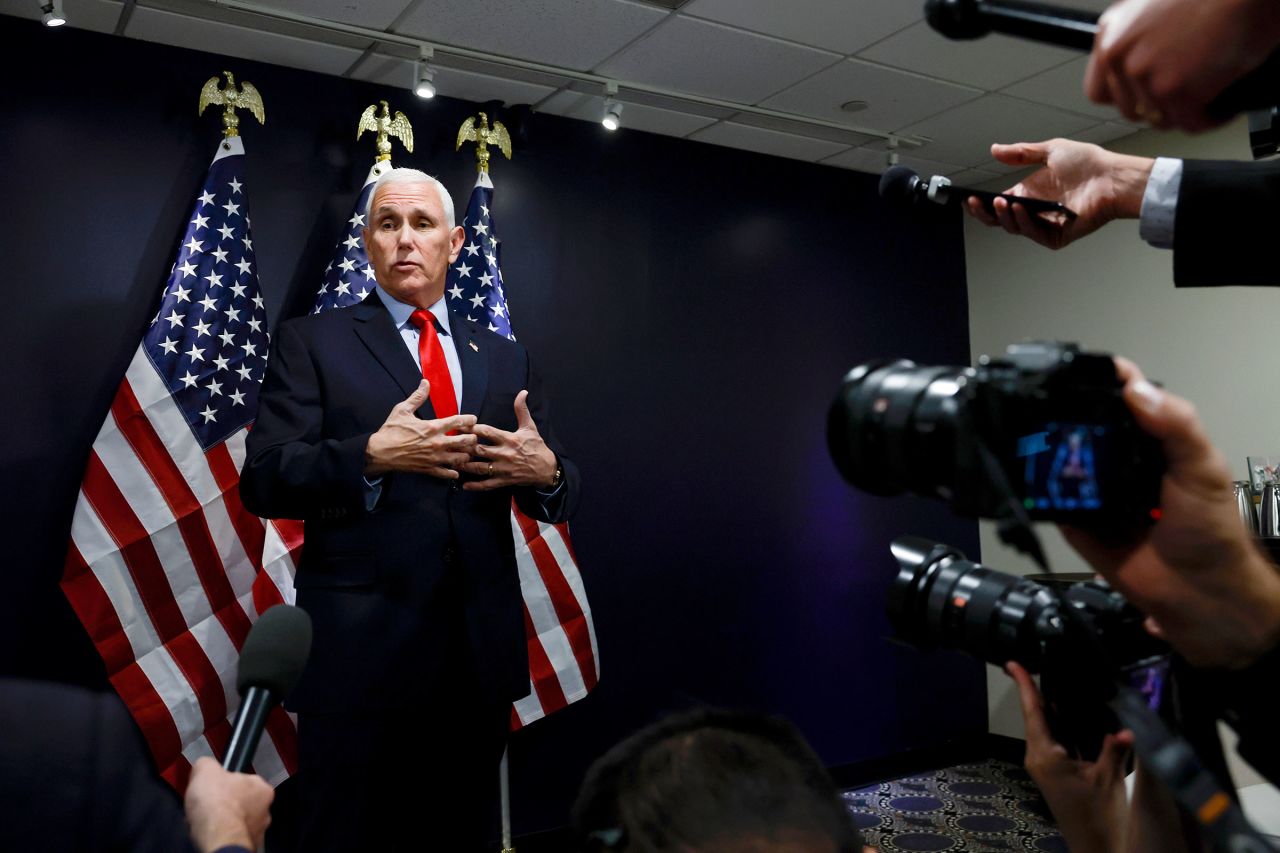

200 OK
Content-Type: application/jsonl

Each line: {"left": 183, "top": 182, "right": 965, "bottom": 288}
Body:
{"left": 375, "top": 284, "right": 463, "bottom": 412}
{"left": 1139, "top": 157, "right": 1184, "bottom": 250}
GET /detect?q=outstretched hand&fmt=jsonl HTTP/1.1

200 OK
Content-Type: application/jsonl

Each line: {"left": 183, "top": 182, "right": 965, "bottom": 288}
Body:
{"left": 364, "top": 379, "right": 478, "bottom": 479}
{"left": 964, "top": 139, "right": 1154, "bottom": 251}
{"left": 461, "top": 390, "right": 558, "bottom": 491}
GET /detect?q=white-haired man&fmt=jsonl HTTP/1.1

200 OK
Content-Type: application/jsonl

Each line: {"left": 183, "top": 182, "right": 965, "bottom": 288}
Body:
{"left": 241, "top": 168, "right": 580, "bottom": 851}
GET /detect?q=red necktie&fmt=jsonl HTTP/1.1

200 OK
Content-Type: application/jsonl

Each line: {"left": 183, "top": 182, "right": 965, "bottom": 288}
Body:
{"left": 408, "top": 309, "right": 458, "bottom": 420}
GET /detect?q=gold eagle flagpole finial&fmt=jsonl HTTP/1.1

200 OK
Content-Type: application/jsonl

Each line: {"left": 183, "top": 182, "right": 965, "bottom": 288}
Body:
{"left": 357, "top": 100, "right": 414, "bottom": 162}
{"left": 456, "top": 112, "right": 512, "bottom": 174}
{"left": 197, "top": 71, "right": 265, "bottom": 139}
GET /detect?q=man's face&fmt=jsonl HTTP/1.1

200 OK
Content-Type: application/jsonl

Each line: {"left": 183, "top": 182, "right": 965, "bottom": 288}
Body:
{"left": 362, "top": 181, "right": 464, "bottom": 309}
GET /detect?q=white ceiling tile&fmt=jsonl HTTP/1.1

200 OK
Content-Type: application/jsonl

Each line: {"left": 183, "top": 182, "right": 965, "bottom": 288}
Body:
{"left": 1001, "top": 56, "right": 1136, "bottom": 122}
{"left": 819, "top": 145, "right": 962, "bottom": 176}
{"left": 538, "top": 90, "right": 718, "bottom": 137}
{"left": 0, "top": 0, "right": 120, "bottom": 32}
{"left": 256, "top": 0, "right": 408, "bottom": 31}
{"left": 948, "top": 168, "right": 1003, "bottom": 187}
{"left": 857, "top": 20, "right": 1079, "bottom": 91}
{"left": 1073, "top": 121, "right": 1142, "bottom": 147}
{"left": 897, "top": 94, "right": 1099, "bottom": 168}
{"left": 126, "top": 6, "right": 367, "bottom": 76}
{"left": 352, "top": 54, "right": 559, "bottom": 106}
{"left": 761, "top": 58, "right": 982, "bottom": 133}
{"left": 680, "top": 0, "right": 920, "bottom": 54}
{"left": 598, "top": 16, "right": 840, "bottom": 104}
{"left": 688, "top": 120, "right": 850, "bottom": 162}
{"left": 396, "top": 0, "right": 668, "bottom": 71}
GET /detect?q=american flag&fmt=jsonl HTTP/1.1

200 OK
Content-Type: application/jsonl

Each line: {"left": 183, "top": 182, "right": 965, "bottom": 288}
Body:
{"left": 312, "top": 161, "right": 385, "bottom": 312}
{"left": 445, "top": 172, "right": 599, "bottom": 728}
{"left": 61, "top": 136, "right": 302, "bottom": 790}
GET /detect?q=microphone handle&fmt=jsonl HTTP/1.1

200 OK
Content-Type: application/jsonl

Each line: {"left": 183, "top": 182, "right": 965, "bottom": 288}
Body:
{"left": 965, "top": 188, "right": 1077, "bottom": 220}
{"left": 971, "top": 0, "right": 1096, "bottom": 50}
{"left": 926, "top": 0, "right": 1280, "bottom": 117}
{"left": 223, "top": 685, "right": 273, "bottom": 773}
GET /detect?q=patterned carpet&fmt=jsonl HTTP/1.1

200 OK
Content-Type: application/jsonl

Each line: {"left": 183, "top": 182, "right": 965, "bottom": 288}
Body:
{"left": 842, "top": 759, "right": 1068, "bottom": 852}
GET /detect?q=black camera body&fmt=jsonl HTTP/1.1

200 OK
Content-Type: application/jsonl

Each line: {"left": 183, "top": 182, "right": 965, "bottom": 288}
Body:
{"left": 889, "top": 537, "right": 1169, "bottom": 758}
{"left": 828, "top": 341, "right": 1165, "bottom": 528}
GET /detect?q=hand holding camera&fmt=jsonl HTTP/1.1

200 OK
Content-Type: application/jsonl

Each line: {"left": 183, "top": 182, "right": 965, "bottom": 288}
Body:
{"left": 1063, "top": 357, "right": 1280, "bottom": 670}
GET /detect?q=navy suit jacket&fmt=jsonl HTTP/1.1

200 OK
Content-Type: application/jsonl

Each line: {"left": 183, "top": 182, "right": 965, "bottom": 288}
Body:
{"left": 240, "top": 291, "right": 580, "bottom": 713}
{"left": 1174, "top": 158, "right": 1280, "bottom": 287}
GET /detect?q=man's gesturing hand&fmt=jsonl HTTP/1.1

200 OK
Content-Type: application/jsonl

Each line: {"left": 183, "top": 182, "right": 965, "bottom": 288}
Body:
{"left": 461, "top": 390, "right": 558, "bottom": 491}
{"left": 364, "top": 379, "right": 478, "bottom": 479}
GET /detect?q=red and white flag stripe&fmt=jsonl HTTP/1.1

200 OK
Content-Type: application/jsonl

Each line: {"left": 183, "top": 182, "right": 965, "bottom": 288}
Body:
{"left": 509, "top": 508, "right": 599, "bottom": 728}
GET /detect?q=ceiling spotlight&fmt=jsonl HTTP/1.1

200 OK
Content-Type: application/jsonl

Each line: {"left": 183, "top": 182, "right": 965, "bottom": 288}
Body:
{"left": 40, "top": 0, "right": 65, "bottom": 26}
{"left": 602, "top": 98, "right": 622, "bottom": 131}
{"left": 414, "top": 45, "right": 436, "bottom": 99}
{"left": 415, "top": 67, "right": 436, "bottom": 99}
{"left": 600, "top": 82, "right": 622, "bottom": 132}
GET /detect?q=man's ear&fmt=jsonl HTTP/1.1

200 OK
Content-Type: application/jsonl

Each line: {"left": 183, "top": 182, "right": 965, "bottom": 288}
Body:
{"left": 448, "top": 224, "right": 466, "bottom": 262}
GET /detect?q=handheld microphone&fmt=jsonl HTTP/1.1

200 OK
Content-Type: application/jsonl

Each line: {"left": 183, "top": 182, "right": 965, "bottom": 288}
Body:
{"left": 223, "top": 604, "right": 312, "bottom": 773}
{"left": 878, "top": 165, "right": 1077, "bottom": 221}
{"left": 923, "top": 0, "right": 1280, "bottom": 123}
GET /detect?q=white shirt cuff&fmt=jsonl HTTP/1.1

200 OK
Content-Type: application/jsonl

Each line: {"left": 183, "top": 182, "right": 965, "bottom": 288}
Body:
{"left": 1138, "top": 157, "right": 1183, "bottom": 250}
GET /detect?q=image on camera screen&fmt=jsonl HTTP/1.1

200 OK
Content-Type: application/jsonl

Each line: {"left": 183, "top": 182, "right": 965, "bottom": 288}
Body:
{"left": 1124, "top": 656, "right": 1169, "bottom": 712}
{"left": 1017, "top": 423, "right": 1109, "bottom": 511}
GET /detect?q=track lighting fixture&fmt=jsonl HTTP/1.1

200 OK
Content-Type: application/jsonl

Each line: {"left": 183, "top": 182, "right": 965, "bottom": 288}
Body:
{"left": 601, "top": 83, "right": 622, "bottom": 131}
{"left": 40, "top": 0, "right": 65, "bottom": 27}
{"left": 414, "top": 46, "right": 436, "bottom": 99}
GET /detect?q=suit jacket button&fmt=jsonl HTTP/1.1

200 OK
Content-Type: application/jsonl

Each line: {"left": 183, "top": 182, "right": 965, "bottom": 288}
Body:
{"left": 442, "top": 547, "right": 455, "bottom": 565}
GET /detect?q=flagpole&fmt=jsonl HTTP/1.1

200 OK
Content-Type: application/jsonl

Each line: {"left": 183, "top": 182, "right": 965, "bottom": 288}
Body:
{"left": 500, "top": 746, "right": 514, "bottom": 852}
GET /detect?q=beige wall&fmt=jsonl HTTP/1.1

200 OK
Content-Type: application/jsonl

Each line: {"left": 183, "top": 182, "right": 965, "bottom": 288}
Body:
{"left": 962, "top": 118, "right": 1274, "bottom": 787}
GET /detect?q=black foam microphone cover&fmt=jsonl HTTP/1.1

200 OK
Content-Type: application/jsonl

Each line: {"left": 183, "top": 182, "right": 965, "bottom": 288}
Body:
{"left": 236, "top": 604, "right": 312, "bottom": 697}
{"left": 878, "top": 165, "right": 921, "bottom": 204}
{"left": 224, "top": 605, "right": 312, "bottom": 772}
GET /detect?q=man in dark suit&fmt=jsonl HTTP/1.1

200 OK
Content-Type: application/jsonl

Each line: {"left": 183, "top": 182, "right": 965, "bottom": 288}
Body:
{"left": 240, "top": 168, "right": 580, "bottom": 851}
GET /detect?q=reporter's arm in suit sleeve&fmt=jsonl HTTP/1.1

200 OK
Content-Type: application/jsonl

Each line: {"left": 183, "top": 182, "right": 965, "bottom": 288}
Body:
{"left": 239, "top": 319, "right": 373, "bottom": 520}
{"left": 1172, "top": 158, "right": 1280, "bottom": 287}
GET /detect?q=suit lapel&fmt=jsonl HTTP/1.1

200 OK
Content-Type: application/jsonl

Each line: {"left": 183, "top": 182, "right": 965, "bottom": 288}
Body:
{"left": 352, "top": 292, "right": 428, "bottom": 408}
{"left": 453, "top": 311, "right": 488, "bottom": 417}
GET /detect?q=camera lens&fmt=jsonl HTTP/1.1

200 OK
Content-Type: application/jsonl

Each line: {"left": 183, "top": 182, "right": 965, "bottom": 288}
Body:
{"left": 826, "top": 360, "right": 968, "bottom": 500}
{"left": 887, "top": 536, "right": 1060, "bottom": 669}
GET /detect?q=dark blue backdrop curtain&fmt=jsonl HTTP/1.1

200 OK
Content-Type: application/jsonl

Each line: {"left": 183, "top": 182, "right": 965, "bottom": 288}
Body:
{"left": 0, "top": 17, "right": 984, "bottom": 833}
